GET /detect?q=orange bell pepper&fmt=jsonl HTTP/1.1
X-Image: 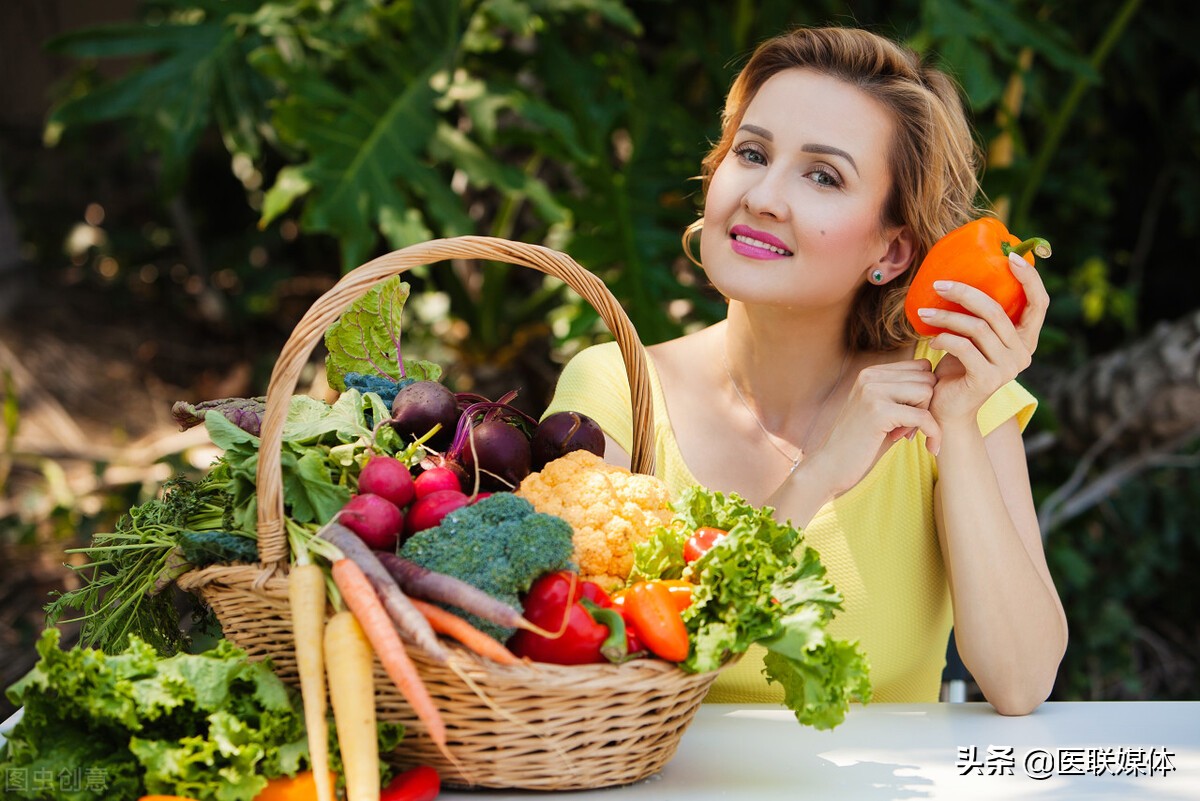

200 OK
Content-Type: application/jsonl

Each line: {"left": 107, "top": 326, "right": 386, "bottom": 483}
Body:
{"left": 905, "top": 217, "right": 1051, "bottom": 337}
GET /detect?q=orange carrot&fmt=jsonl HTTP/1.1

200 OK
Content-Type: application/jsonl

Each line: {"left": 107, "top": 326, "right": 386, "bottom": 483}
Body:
{"left": 321, "top": 523, "right": 447, "bottom": 661}
{"left": 330, "top": 558, "right": 448, "bottom": 754}
{"left": 409, "top": 598, "right": 520, "bottom": 666}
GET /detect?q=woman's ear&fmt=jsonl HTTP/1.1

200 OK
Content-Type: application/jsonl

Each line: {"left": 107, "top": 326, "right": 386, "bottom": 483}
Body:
{"left": 872, "top": 226, "right": 917, "bottom": 283}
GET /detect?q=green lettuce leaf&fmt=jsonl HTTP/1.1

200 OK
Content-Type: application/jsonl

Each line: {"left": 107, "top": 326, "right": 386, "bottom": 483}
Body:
{"left": 0, "top": 631, "right": 311, "bottom": 801}
{"left": 668, "top": 486, "right": 872, "bottom": 730}
{"left": 323, "top": 276, "right": 441, "bottom": 391}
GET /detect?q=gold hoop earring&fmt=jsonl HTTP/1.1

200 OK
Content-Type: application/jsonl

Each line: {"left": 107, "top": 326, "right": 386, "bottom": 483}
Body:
{"left": 682, "top": 219, "right": 704, "bottom": 269}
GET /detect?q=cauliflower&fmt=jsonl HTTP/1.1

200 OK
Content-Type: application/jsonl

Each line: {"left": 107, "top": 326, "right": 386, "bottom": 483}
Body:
{"left": 515, "top": 450, "right": 674, "bottom": 591}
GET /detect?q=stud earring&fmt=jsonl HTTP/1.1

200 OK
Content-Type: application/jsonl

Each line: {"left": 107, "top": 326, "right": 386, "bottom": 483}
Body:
{"left": 870, "top": 269, "right": 885, "bottom": 284}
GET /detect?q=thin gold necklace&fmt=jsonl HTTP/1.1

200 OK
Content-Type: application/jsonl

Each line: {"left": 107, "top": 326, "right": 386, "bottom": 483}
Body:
{"left": 722, "top": 349, "right": 852, "bottom": 476}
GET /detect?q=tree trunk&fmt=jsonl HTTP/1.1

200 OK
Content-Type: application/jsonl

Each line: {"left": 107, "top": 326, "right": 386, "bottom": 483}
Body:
{"left": 1032, "top": 308, "right": 1200, "bottom": 533}
{"left": 1045, "top": 308, "right": 1200, "bottom": 455}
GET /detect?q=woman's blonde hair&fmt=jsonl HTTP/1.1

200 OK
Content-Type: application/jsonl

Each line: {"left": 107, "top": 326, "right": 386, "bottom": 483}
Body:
{"left": 694, "top": 25, "right": 983, "bottom": 351}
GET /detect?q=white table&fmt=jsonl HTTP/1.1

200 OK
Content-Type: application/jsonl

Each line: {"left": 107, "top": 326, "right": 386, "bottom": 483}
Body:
{"left": 4, "top": 702, "right": 1197, "bottom": 799}
{"left": 439, "top": 702, "right": 1200, "bottom": 800}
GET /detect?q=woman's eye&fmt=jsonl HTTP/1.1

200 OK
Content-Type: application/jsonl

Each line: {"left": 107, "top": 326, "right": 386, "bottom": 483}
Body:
{"left": 733, "top": 144, "right": 766, "bottom": 165}
{"left": 809, "top": 167, "right": 842, "bottom": 188}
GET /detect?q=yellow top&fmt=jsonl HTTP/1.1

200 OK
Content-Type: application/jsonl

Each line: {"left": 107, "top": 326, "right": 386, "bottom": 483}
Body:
{"left": 543, "top": 339, "right": 1038, "bottom": 703}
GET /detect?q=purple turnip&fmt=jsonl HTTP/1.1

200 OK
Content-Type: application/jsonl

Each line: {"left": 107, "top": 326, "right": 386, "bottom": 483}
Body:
{"left": 391, "top": 380, "right": 459, "bottom": 449}
{"left": 339, "top": 493, "right": 404, "bottom": 550}
{"left": 435, "top": 392, "right": 537, "bottom": 493}
{"left": 460, "top": 418, "right": 532, "bottom": 492}
{"left": 530, "top": 410, "right": 605, "bottom": 470}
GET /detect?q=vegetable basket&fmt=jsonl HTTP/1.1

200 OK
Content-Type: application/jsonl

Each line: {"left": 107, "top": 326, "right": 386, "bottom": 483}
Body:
{"left": 178, "top": 236, "right": 723, "bottom": 790}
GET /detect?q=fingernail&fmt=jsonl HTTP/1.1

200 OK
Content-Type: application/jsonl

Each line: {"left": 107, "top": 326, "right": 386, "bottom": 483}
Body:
{"left": 1009, "top": 251, "right": 1027, "bottom": 267}
{"left": 932, "top": 280, "right": 953, "bottom": 291}
{"left": 917, "top": 307, "right": 936, "bottom": 318}
{"left": 906, "top": 430, "right": 916, "bottom": 440}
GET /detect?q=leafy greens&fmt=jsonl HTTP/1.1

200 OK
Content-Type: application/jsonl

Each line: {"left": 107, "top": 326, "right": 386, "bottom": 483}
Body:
{"left": 323, "top": 276, "right": 441, "bottom": 391}
{"left": 0, "top": 630, "right": 309, "bottom": 801}
{"left": 633, "top": 486, "right": 872, "bottom": 730}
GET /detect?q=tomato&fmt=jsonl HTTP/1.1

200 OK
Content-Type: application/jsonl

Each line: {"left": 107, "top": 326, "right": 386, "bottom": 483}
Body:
{"left": 382, "top": 765, "right": 441, "bottom": 801}
{"left": 684, "top": 527, "right": 727, "bottom": 563}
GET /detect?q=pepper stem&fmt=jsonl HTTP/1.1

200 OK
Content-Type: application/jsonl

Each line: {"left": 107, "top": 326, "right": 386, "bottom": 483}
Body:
{"left": 1002, "top": 237, "right": 1053, "bottom": 260}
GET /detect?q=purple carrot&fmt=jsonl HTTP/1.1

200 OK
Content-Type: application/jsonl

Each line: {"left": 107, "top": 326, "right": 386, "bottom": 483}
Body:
{"left": 318, "top": 520, "right": 448, "bottom": 662}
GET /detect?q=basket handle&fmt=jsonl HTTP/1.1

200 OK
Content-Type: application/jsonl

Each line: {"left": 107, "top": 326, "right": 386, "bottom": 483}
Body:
{"left": 254, "top": 236, "right": 656, "bottom": 565}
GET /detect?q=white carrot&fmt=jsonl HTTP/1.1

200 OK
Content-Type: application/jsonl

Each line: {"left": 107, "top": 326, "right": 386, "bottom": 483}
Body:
{"left": 288, "top": 562, "right": 336, "bottom": 801}
{"left": 325, "top": 609, "right": 380, "bottom": 801}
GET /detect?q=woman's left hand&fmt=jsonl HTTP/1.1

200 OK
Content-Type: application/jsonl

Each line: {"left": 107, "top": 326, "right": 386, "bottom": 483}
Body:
{"left": 918, "top": 250, "right": 1050, "bottom": 426}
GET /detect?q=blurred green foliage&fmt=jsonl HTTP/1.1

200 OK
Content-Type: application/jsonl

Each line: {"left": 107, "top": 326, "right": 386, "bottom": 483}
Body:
{"left": 12, "top": 0, "right": 1200, "bottom": 699}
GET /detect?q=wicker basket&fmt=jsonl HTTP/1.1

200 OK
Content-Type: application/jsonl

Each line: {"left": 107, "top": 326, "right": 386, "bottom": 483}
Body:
{"left": 178, "top": 236, "right": 723, "bottom": 790}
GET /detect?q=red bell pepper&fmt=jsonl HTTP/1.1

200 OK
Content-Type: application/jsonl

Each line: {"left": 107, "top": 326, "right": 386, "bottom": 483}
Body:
{"left": 508, "top": 571, "right": 619, "bottom": 664}
{"left": 381, "top": 765, "right": 440, "bottom": 801}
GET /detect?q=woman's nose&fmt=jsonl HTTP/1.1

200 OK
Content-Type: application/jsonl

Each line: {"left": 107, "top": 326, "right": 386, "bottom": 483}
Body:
{"left": 742, "top": 169, "right": 789, "bottom": 220}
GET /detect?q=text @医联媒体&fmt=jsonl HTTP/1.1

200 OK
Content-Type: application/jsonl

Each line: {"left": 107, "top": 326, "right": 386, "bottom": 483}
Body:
{"left": 956, "top": 745, "right": 1177, "bottom": 779}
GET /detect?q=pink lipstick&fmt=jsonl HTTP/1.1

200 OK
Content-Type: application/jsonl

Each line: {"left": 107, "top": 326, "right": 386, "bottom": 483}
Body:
{"left": 729, "top": 224, "right": 793, "bottom": 259}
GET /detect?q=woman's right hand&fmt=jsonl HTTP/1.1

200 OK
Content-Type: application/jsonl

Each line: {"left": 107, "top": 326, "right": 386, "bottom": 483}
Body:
{"left": 805, "top": 359, "right": 941, "bottom": 498}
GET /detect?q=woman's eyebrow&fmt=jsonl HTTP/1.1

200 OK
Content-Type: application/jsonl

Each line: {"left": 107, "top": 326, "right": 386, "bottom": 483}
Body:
{"left": 735, "top": 125, "right": 860, "bottom": 176}
{"left": 802, "top": 144, "right": 859, "bottom": 175}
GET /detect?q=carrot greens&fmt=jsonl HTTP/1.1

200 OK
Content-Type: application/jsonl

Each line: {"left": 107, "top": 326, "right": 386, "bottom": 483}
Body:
{"left": 45, "top": 388, "right": 424, "bottom": 657}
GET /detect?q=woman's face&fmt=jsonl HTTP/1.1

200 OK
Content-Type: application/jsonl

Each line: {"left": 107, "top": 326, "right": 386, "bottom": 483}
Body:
{"left": 699, "top": 68, "right": 903, "bottom": 310}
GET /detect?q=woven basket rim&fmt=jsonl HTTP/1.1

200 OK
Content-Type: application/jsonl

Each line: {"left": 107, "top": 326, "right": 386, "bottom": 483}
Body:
{"left": 248, "top": 236, "right": 655, "bottom": 566}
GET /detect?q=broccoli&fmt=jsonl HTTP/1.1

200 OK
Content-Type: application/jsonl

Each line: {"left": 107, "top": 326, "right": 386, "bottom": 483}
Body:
{"left": 398, "top": 492, "right": 575, "bottom": 639}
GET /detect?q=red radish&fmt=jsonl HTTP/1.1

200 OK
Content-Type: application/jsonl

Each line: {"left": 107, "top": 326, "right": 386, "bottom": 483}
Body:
{"left": 358, "top": 456, "right": 416, "bottom": 508}
{"left": 468, "top": 492, "right": 492, "bottom": 505}
{"left": 414, "top": 466, "right": 463, "bottom": 498}
{"left": 405, "top": 489, "right": 469, "bottom": 536}
{"left": 339, "top": 493, "right": 404, "bottom": 550}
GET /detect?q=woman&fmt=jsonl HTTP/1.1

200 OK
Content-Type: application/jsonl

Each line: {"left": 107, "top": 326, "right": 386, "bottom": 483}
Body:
{"left": 544, "top": 26, "right": 1067, "bottom": 714}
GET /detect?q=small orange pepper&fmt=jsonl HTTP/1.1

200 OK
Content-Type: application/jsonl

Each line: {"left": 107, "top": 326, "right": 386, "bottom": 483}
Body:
{"left": 622, "top": 581, "right": 690, "bottom": 662}
{"left": 613, "top": 579, "right": 693, "bottom": 612}
{"left": 905, "top": 217, "right": 1051, "bottom": 337}
{"left": 252, "top": 770, "right": 337, "bottom": 801}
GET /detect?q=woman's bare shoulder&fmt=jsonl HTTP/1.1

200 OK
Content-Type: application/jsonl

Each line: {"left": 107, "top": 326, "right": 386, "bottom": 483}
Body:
{"left": 646, "top": 326, "right": 722, "bottom": 384}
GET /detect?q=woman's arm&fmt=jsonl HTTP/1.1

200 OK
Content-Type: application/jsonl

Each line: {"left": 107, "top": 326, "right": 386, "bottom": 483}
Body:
{"left": 934, "top": 415, "right": 1067, "bottom": 715}
{"left": 920, "top": 251, "right": 1066, "bottom": 714}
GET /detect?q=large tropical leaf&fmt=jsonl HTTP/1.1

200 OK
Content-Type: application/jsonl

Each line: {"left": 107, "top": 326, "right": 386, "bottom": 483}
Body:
{"left": 45, "top": 3, "right": 275, "bottom": 192}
